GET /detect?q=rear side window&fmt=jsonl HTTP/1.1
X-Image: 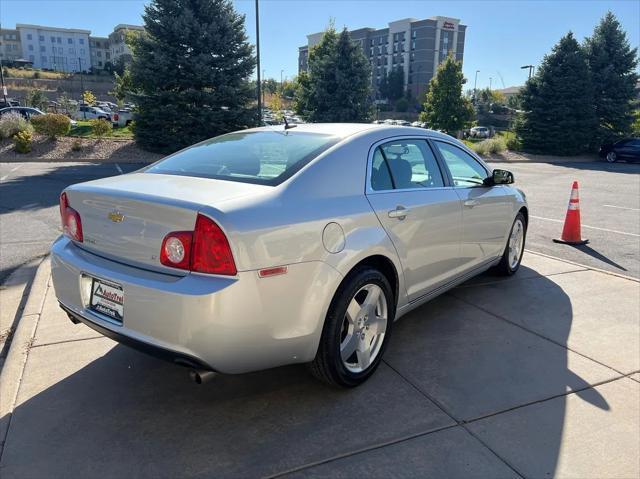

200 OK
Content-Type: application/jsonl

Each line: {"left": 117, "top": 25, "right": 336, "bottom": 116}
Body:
{"left": 371, "top": 139, "right": 444, "bottom": 191}
{"left": 146, "top": 131, "right": 340, "bottom": 186}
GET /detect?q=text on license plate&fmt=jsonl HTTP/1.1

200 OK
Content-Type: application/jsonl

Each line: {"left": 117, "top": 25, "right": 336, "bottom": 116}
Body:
{"left": 90, "top": 278, "right": 124, "bottom": 322}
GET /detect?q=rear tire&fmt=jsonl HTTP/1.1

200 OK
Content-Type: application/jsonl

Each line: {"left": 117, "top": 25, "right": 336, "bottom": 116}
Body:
{"left": 309, "top": 267, "right": 394, "bottom": 387}
{"left": 493, "top": 212, "right": 527, "bottom": 276}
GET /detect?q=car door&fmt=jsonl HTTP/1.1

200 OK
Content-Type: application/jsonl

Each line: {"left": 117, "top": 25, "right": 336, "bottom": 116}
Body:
{"left": 432, "top": 140, "right": 512, "bottom": 271}
{"left": 366, "top": 137, "right": 463, "bottom": 301}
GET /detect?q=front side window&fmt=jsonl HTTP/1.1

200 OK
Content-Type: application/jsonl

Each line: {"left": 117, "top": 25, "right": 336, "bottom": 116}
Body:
{"left": 434, "top": 141, "right": 488, "bottom": 187}
{"left": 371, "top": 139, "right": 444, "bottom": 191}
{"left": 146, "top": 131, "right": 340, "bottom": 186}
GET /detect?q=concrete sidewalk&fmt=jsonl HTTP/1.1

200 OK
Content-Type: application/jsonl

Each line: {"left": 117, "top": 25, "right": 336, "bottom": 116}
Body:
{"left": 0, "top": 252, "right": 638, "bottom": 478}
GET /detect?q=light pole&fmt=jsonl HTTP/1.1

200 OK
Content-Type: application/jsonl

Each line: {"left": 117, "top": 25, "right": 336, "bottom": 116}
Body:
{"left": 520, "top": 64, "right": 534, "bottom": 79}
{"left": 255, "top": 0, "right": 262, "bottom": 124}
{"left": 0, "top": 56, "right": 7, "bottom": 105}
{"left": 473, "top": 69, "right": 479, "bottom": 104}
{"left": 489, "top": 76, "right": 492, "bottom": 91}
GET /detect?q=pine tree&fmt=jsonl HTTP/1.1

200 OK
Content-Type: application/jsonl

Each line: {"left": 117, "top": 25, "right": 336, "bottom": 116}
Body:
{"left": 128, "top": 0, "right": 256, "bottom": 153}
{"left": 515, "top": 33, "right": 596, "bottom": 155}
{"left": 295, "top": 27, "right": 372, "bottom": 122}
{"left": 585, "top": 12, "right": 639, "bottom": 145}
{"left": 419, "top": 55, "right": 474, "bottom": 135}
{"left": 379, "top": 67, "right": 405, "bottom": 103}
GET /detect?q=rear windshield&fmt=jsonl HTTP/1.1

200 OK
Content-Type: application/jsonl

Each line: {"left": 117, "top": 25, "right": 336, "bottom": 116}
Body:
{"left": 146, "top": 131, "right": 340, "bottom": 186}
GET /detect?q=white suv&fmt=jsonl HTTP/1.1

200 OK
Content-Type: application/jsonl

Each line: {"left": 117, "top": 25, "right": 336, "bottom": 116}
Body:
{"left": 74, "top": 106, "right": 111, "bottom": 121}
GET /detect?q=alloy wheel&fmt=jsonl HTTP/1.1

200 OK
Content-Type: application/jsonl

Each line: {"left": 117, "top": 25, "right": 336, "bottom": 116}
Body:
{"left": 339, "top": 284, "right": 388, "bottom": 373}
{"left": 509, "top": 218, "right": 525, "bottom": 270}
{"left": 606, "top": 152, "right": 617, "bottom": 163}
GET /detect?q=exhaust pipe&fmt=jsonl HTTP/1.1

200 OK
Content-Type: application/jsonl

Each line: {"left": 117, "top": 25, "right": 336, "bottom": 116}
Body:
{"left": 189, "top": 369, "right": 217, "bottom": 384}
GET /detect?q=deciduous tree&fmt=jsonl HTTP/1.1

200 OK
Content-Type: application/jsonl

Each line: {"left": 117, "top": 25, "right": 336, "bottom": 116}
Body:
{"left": 419, "top": 55, "right": 474, "bottom": 135}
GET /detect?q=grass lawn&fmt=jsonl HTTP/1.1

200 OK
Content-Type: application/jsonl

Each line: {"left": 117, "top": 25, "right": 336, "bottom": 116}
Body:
{"left": 69, "top": 120, "right": 134, "bottom": 139}
{"left": 5, "top": 67, "right": 68, "bottom": 80}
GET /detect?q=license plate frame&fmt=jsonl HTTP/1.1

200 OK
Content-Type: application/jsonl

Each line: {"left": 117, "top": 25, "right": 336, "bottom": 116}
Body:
{"left": 89, "top": 277, "right": 124, "bottom": 323}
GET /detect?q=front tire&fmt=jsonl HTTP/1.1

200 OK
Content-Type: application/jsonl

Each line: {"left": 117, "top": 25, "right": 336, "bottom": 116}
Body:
{"left": 493, "top": 212, "right": 527, "bottom": 276}
{"left": 606, "top": 151, "right": 617, "bottom": 163}
{"left": 309, "top": 267, "right": 394, "bottom": 387}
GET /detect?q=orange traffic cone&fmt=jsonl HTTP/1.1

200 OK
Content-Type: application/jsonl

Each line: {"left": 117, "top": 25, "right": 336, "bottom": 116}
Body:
{"left": 553, "top": 181, "right": 589, "bottom": 245}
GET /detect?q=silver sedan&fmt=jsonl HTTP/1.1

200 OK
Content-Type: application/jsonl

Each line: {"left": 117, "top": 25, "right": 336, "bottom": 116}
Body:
{"left": 51, "top": 124, "right": 528, "bottom": 387}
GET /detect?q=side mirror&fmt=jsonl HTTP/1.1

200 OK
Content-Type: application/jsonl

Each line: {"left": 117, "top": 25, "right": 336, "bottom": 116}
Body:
{"left": 485, "top": 168, "right": 514, "bottom": 186}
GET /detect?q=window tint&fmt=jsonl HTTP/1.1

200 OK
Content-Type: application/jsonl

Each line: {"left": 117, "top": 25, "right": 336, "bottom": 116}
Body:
{"left": 146, "top": 131, "right": 340, "bottom": 186}
{"left": 372, "top": 139, "right": 444, "bottom": 191}
{"left": 434, "top": 141, "right": 488, "bottom": 187}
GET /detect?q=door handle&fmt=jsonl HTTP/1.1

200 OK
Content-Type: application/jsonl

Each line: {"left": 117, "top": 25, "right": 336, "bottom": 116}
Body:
{"left": 388, "top": 206, "right": 410, "bottom": 219}
{"left": 464, "top": 199, "right": 479, "bottom": 208}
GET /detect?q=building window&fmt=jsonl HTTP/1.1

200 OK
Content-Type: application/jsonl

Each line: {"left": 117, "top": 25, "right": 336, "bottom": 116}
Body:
{"left": 80, "top": 48, "right": 84, "bottom": 55}
{"left": 412, "top": 30, "right": 417, "bottom": 39}
{"left": 27, "top": 33, "right": 32, "bottom": 40}
{"left": 68, "top": 38, "right": 73, "bottom": 44}
{"left": 69, "top": 48, "right": 75, "bottom": 54}
{"left": 410, "top": 52, "right": 415, "bottom": 61}
{"left": 412, "top": 40, "right": 416, "bottom": 50}
{"left": 58, "top": 47, "right": 63, "bottom": 54}
{"left": 79, "top": 38, "right": 84, "bottom": 44}
{"left": 39, "top": 35, "right": 44, "bottom": 41}
{"left": 40, "top": 46, "right": 45, "bottom": 52}
{"left": 106, "top": 52, "right": 110, "bottom": 59}
{"left": 41, "top": 56, "right": 47, "bottom": 64}
{"left": 28, "top": 44, "right": 34, "bottom": 51}
{"left": 51, "top": 36, "right": 56, "bottom": 42}
{"left": 57, "top": 37, "right": 61, "bottom": 43}
{"left": 97, "top": 51, "right": 102, "bottom": 57}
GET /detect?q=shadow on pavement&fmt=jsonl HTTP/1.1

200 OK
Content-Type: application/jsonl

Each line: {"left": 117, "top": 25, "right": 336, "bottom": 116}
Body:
{"left": 0, "top": 265, "right": 611, "bottom": 478}
{"left": 571, "top": 243, "right": 628, "bottom": 271}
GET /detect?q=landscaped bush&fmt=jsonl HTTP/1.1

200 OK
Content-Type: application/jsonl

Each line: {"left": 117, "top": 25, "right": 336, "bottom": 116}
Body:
{"left": 90, "top": 118, "right": 112, "bottom": 138}
{"left": 13, "top": 130, "right": 33, "bottom": 153}
{"left": 505, "top": 135, "right": 522, "bottom": 151}
{"left": 31, "top": 113, "right": 71, "bottom": 139}
{"left": 471, "top": 137, "right": 507, "bottom": 156}
{"left": 0, "top": 111, "right": 34, "bottom": 139}
{"left": 395, "top": 98, "right": 409, "bottom": 113}
{"left": 71, "top": 139, "right": 83, "bottom": 151}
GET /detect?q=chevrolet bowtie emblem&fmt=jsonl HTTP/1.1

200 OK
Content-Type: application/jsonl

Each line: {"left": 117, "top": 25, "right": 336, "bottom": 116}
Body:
{"left": 108, "top": 211, "right": 125, "bottom": 223}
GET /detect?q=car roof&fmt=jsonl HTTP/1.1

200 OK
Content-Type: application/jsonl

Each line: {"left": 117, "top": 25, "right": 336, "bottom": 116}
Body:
{"left": 245, "top": 123, "right": 453, "bottom": 141}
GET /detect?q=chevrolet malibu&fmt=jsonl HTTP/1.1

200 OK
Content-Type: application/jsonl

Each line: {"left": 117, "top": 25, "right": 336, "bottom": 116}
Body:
{"left": 51, "top": 124, "right": 528, "bottom": 387}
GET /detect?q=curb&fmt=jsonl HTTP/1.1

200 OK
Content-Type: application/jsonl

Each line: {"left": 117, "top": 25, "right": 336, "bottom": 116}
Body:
{"left": 524, "top": 249, "right": 640, "bottom": 283}
{"left": 0, "top": 257, "right": 51, "bottom": 456}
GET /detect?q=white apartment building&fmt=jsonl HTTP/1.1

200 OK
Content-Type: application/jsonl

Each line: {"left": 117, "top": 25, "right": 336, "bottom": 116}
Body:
{"left": 17, "top": 24, "right": 92, "bottom": 72}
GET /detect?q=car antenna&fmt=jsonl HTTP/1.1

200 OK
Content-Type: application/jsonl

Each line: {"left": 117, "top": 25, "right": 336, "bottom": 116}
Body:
{"left": 283, "top": 116, "right": 297, "bottom": 131}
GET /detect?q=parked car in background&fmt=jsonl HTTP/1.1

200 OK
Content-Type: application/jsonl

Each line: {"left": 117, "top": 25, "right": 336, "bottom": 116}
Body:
{"left": 0, "top": 99, "right": 20, "bottom": 109}
{"left": 599, "top": 138, "right": 640, "bottom": 163}
{"left": 51, "top": 123, "right": 527, "bottom": 388}
{"left": 470, "top": 126, "right": 490, "bottom": 138}
{"left": 395, "top": 120, "right": 411, "bottom": 127}
{"left": 410, "top": 121, "right": 427, "bottom": 128}
{"left": 73, "top": 106, "right": 111, "bottom": 121}
{"left": 111, "top": 109, "right": 134, "bottom": 128}
{"left": 0, "top": 106, "right": 45, "bottom": 120}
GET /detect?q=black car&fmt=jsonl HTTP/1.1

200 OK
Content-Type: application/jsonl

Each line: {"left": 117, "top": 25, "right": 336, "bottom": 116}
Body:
{"left": 0, "top": 106, "right": 45, "bottom": 120}
{"left": 599, "top": 138, "right": 640, "bottom": 163}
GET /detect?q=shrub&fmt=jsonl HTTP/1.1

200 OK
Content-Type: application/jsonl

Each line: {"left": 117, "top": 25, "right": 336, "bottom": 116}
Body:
{"left": 71, "top": 139, "right": 83, "bottom": 151}
{"left": 33, "top": 71, "right": 41, "bottom": 79}
{"left": 13, "top": 130, "right": 33, "bottom": 153}
{"left": 472, "top": 138, "right": 506, "bottom": 156}
{"left": 505, "top": 135, "right": 522, "bottom": 151}
{"left": 0, "top": 111, "right": 34, "bottom": 139}
{"left": 90, "top": 118, "right": 112, "bottom": 138}
{"left": 31, "top": 113, "right": 71, "bottom": 139}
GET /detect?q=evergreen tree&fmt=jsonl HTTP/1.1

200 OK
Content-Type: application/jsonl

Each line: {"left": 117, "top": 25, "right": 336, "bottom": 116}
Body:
{"left": 585, "top": 12, "right": 639, "bottom": 145}
{"left": 419, "top": 55, "right": 474, "bottom": 135}
{"left": 128, "top": 0, "right": 256, "bottom": 153}
{"left": 379, "top": 67, "right": 405, "bottom": 103}
{"left": 294, "top": 27, "right": 372, "bottom": 122}
{"left": 515, "top": 33, "right": 596, "bottom": 155}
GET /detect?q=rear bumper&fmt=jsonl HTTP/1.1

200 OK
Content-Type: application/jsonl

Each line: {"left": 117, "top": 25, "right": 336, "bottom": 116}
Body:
{"left": 59, "top": 302, "right": 214, "bottom": 371}
{"left": 51, "top": 236, "right": 343, "bottom": 374}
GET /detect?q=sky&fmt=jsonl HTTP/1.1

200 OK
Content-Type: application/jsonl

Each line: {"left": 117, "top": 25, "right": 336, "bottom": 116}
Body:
{"left": 1, "top": 0, "right": 638, "bottom": 89}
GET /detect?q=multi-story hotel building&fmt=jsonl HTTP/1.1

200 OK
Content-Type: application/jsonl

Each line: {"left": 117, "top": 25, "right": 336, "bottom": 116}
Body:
{"left": 298, "top": 16, "right": 466, "bottom": 101}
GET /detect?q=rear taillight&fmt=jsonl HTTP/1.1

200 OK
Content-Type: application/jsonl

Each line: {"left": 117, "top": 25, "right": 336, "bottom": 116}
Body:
{"left": 59, "top": 192, "right": 83, "bottom": 242}
{"left": 159, "top": 214, "right": 236, "bottom": 275}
